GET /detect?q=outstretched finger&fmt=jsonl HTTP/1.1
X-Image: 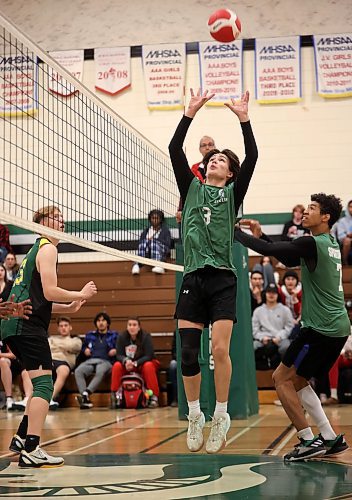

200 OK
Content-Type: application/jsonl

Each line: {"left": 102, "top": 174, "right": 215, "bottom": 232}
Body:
{"left": 190, "top": 88, "right": 194, "bottom": 97}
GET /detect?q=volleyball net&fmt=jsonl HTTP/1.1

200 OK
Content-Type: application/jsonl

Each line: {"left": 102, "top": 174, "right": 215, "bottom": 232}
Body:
{"left": 0, "top": 13, "right": 182, "bottom": 271}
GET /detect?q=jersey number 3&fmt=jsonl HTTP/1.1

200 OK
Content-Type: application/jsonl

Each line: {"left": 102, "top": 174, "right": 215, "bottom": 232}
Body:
{"left": 203, "top": 207, "right": 211, "bottom": 225}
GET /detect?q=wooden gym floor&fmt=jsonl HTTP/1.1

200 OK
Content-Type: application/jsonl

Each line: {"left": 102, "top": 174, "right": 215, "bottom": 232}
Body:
{"left": 1, "top": 404, "right": 352, "bottom": 499}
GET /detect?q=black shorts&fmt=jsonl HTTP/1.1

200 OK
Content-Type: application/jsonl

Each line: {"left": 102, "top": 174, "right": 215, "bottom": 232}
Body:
{"left": 175, "top": 266, "right": 237, "bottom": 326}
{"left": 5, "top": 335, "right": 53, "bottom": 371}
{"left": 10, "top": 358, "right": 25, "bottom": 378}
{"left": 52, "top": 359, "right": 71, "bottom": 382}
{"left": 282, "top": 327, "right": 348, "bottom": 380}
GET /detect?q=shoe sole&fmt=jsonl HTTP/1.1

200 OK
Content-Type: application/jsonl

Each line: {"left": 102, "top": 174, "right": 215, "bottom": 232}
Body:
{"left": 325, "top": 445, "right": 349, "bottom": 456}
{"left": 206, "top": 438, "right": 227, "bottom": 454}
{"left": 285, "top": 449, "right": 327, "bottom": 462}
{"left": 19, "top": 462, "right": 65, "bottom": 468}
{"left": 187, "top": 439, "right": 204, "bottom": 452}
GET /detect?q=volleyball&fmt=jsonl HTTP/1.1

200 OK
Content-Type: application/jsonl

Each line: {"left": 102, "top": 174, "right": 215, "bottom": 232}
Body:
{"left": 208, "top": 8, "right": 241, "bottom": 43}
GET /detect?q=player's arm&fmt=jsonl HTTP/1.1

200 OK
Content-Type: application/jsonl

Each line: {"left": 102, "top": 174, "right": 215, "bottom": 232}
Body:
{"left": 168, "top": 89, "right": 214, "bottom": 204}
{"left": 235, "top": 223, "right": 317, "bottom": 269}
{"left": 224, "top": 92, "right": 258, "bottom": 213}
{"left": 52, "top": 299, "right": 87, "bottom": 314}
{"left": 37, "top": 244, "right": 97, "bottom": 302}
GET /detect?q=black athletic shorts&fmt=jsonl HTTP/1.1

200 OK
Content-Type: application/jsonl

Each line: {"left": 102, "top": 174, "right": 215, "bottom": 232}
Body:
{"left": 282, "top": 327, "right": 348, "bottom": 380}
{"left": 175, "top": 266, "right": 237, "bottom": 326}
{"left": 52, "top": 359, "right": 71, "bottom": 382}
{"left": 5, "top": 335, "right": 53, "bottom": 371}
{"left": 10, "top": 358, "right": 25, "bottom": 378}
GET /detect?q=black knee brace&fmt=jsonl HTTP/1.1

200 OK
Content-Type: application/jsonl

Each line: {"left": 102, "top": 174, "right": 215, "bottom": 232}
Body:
{"left": 179, "top": 328, "right": 202, "bottom": 377}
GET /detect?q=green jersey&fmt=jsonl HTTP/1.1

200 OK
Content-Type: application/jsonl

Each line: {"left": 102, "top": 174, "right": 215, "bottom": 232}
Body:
{"left": 182, "top": 178, "right": 236, "bottom": 275}
{"left": 300, "top": 233, "right": 350, "bottom": 337}
{"left": 1, "top": 237, "right": 53, "bottom": 340}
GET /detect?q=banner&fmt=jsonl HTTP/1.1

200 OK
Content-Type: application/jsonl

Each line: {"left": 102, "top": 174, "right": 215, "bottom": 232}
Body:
{"left": 313, "top": 34, "right": 352, "bottom": 98}
{"left": 95, "top": 47, "right": 131, "bottom": 95}
{"left": 49, "top": 50, "right": 84, "bottom": 97}
{"left": 198, "top": 41, "right": 243, "bottom": 106}
{"left": 255, "top": 36, "right": 301, "bottom": 104}
{"left": 142, "top": 43, "right": 186, "bottom": 110}
{"left": 0, "top": 53, "right": 38, "bottom": 117}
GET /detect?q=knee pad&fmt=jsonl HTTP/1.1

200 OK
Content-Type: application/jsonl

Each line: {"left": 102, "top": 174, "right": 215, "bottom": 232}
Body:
{"left": 32, "top": 374, "right": 53, "bottom": 403}
{"left": 179, "top": 328, "right": 202, "bottom": 377}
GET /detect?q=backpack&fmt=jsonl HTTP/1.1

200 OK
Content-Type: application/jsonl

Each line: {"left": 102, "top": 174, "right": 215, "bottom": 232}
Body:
{"left": 115, "top": 373, "right": 147, "bottom": 409}
{"left": 337, "top": 368, "right": 352, "bottom": 404}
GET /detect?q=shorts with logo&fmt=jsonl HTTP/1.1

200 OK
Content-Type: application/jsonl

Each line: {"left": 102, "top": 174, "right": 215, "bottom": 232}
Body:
{"left": 175, "top": 266, "right": 237, "bottom": 326}
{"left": 5, "top": 333, "right": 53, "bottom": 372}
{"left": 282, "top": 327, "right": 348, "bottom": 380}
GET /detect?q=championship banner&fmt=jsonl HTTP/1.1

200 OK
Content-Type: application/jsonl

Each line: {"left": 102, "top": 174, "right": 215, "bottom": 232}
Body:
{"left": 313, "top": 34, "right": 352, "bottom": 98}
{"left": 0, "top": 53, "right": 38, "bottom": 117}
{"left": 198, "top": 40, "right": 243, "bottom": 106}
{"left": 142, "top": 43, "right": 186, "bottom": 110}
{"left": 49, "top": 50, "right": 84, "bottom": 97}
{"left": 255, "top": 36, "right": 301, "bottom": 104}
{"left": 95, "top": 47, "right": 131, "bottom": 95}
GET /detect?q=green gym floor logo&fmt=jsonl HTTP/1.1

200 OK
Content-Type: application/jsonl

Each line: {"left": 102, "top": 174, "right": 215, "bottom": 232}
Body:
{"left": 0, "top": 454, "right": 351, "bottom": 498}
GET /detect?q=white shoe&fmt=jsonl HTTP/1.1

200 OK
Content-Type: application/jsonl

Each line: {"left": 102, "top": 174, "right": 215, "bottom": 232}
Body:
{"left": 49, "top": 399, "right": 59, "bottom": 410}
{"left": 12, "top": 397, "right": 28, "bottom": 411}
{"left": 19, "top": 446, "right": 64, "bottom": 468}
{"left": 152, "top": 266, "right": 165, "bottom": 274}
{"left": 187, "top": 412, "right": 205, "bottom": 452}
{"left": 206, "top": 413, "right": 231, "bottom": 454}
{"left": 132, "top": 263, "right": 140, "bottom": 275}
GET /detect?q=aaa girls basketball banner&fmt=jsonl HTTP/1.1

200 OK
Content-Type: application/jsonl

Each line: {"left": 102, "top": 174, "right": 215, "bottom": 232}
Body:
{"left": 255, "top": 36, "right": 301, "bottom": 104}
{"left": 198, "top": 41, "right": 243, "bottom": 106}
{"left": 0, "top": 53, "right": 38, "bottom": 116}
{"left": 95, "top": 47, "right": 131, "bottom": 95}
{"left": 48, "top": 50, "right": 84, "bottom": 96}
{"left": 142, "top": 43, "right": 186, "bottom": 110}
{"left": 313, "top": 34, "right": 352, "bottom": 98}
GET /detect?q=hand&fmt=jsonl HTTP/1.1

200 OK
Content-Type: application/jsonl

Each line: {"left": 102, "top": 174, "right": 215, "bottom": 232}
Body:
{"left": 224, "top": 91, "right": 249, "bottom": 122}
{"left": 80, "top": 281, "right": 97, "bottom": 300}
{"left": 272, "top": 337, "right": 280, "bottom": 345}
{"left": 262, "top": 336, "right": 270, "bottom": 345}
{"left": 252, "top": 286, "right": 262, "bottom": 300}
{"left": 84, "top": 348, "right": 91, "bottom": 357}
{"left": 69, "top": 299, "right": 86, "bottom": 313}
{"left": 175, "top": 211, "right": 182, "bottom": 223}
{"left": 288, "top": 226, "right": 298, "bottom": 236}
{"left": 239, "top": 219, "right": 263, "bottom": 238}
{"left": 185, "top": 88, "right": 215, "bottom": 118}
{"left": 0, "top": 296, "right": 32, "bottom": 320}
{"left": 344, "top": 350, "right": 352, "bottom": 360}
{"left": 125, "top": 359, "right": 134, "bottom": 371}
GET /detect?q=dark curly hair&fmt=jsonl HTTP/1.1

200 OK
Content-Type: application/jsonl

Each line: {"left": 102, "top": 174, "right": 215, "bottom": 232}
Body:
{"left": 148, "top": 209, "right": 165, "bottom": 224}
{"left": 94, "top": 312, "right": 111, "bottom": 327}
{"left": 202, "top": 149, "right": 240, "bottom": 185}
{"left": 310, "top": 193, "right": 342, "bottom": 228}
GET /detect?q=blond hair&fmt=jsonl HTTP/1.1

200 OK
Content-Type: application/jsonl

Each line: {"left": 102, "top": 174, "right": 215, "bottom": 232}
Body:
{"left": 33, "top": 205, "right": 60, "bottom": 224}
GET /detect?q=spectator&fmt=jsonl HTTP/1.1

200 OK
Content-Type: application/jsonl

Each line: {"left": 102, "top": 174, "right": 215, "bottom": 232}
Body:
{"left": 3, "top": 252, "right": 19, "bottom": 281}
{"left": 281, "top": 204, "right": 310, "bottom": 241}
{"left": 175, "top": 135, "right": 216, "bottom": 230}
{"left": 278, "top": 270, "right": 302, "bottom": 340}
{"left": 321, "top": 335, "right": 352, "bottom": 405}
{"left": 74, "top": 312, "right": 117, "bottom": 409}
{"left": 252, "top": 256, "right": 279, "bottom": 289}
{"left": 111, "top": 317, "right": 160, "bottom": 408}
{"left": 132, "top": 210, "right": 172, "bottom": 275}
{"left": 249, "top": 270, "right": 264, "bottom": 314}
{"left": 252, "top": 283, "right": 294, "bottom": 369}
{"left": 0, "top": 264, "right": 13, "bottom": 303}
{"left": 0, "top": 224, "right": 12, "bottom": 263}
{"left": 168, "top": 331, "right": 177, "bottom": 407}
{"left": 0, "top": 343, "right": 32, "bottom": 411}
{"left": 336, "top": 199, "right": 352, "bottom": 265}
{"left": 48, "top": 316, "right": 82, "bottom": 410}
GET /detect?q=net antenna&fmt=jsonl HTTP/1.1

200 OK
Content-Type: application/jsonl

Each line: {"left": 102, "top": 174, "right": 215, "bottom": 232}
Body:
{"left": 0, "top": 12, "right": 183, "bottom": 272}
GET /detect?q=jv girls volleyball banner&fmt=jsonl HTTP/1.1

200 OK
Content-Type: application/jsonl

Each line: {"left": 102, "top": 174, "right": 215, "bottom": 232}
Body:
{"left": 49, "top": 50, "right": 84, "bottom": 96}
{"left": 255, "top": 36, "right": 301, "bottom": 104}
{"left": 198, "top": 40, "right": 243, "bottom": 106}
{"left": 142, "top": 43, "right": 186, "bottom": 110}
{"left": 95, "top": 47, "right": 131, "bottom": 95}
{"left": 313, "top": 34, "right": 352, "bottom": 98}
{"left": 0, "top": 53, "right": 38, "bottom": 116}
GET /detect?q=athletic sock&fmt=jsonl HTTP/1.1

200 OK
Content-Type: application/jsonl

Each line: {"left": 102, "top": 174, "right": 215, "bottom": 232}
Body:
{"left": 17, "top": 415, "right": 28, "bottom": 439}
{"left": 214, "top": 401, "right": 228, "bottom": 419}
{"left": 188, "top": 399, "right": 201, "bottom": 418}
{"left": 297, "top": 427, "right": 314, "bottom": 441}
{"left": 25, "top": 434, "right": 40, "bottom": 453}
{"left": 330, "top": 388, "right": 338, "bottom": 400}
{"left": 297, "top": 385, "right": 336, "bottom": 440}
